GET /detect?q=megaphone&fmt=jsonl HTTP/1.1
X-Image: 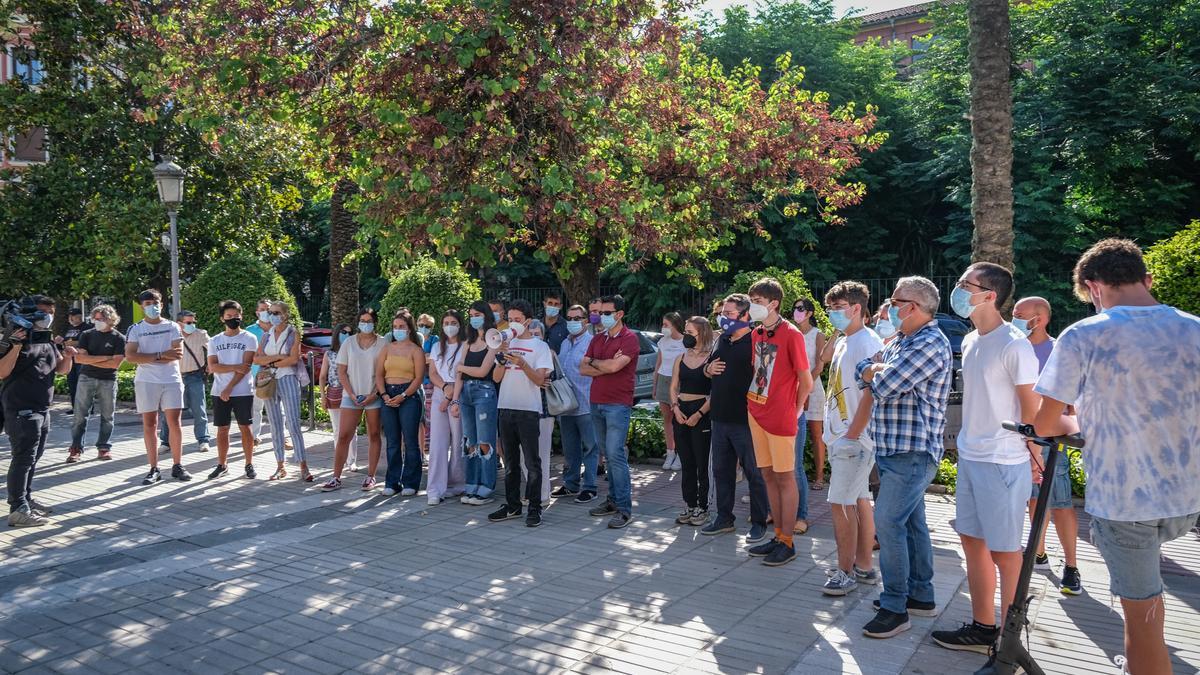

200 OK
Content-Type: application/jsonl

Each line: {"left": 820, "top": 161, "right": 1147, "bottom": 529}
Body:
{"left": 485, "top": 327, "right": 517, "bottom": 350}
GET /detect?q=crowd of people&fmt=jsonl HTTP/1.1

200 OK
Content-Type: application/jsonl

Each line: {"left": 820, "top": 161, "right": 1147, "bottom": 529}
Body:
{"left": 2, "top": 238, "right": 1197, "bottom": 673}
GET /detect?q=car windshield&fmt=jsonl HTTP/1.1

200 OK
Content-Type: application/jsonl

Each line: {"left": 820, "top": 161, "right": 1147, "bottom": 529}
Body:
{"left": 304, "top": 335, "right": 332, "bottom": 348}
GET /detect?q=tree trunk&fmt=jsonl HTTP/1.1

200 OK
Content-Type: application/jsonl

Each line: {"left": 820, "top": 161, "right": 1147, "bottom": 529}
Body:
{"left": 967, "top": 0, "right": 1015, "bottom": 274}
{"left": 557, "top": 249, "right": 602, "bottom": 308}
{"left": 329, "top": 177, "right": 360, "bottom": 328}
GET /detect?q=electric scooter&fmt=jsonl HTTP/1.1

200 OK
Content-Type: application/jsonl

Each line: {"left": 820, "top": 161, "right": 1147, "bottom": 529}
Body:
{"left": 974, "top": 421, "right": 1085, "bottom": 675}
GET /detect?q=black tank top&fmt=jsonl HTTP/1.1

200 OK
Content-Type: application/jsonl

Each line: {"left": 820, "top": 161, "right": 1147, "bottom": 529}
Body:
{"left": 677, "top": 358, "right": 711, "bottom": 396}
{"left": 461, "top": 346, "right": 493, "bottom": 382}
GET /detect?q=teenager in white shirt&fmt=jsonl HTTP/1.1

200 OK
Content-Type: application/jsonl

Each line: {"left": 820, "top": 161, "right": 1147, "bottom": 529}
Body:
{"left": 125, "top": 289, "right": 190, "bottom": 484}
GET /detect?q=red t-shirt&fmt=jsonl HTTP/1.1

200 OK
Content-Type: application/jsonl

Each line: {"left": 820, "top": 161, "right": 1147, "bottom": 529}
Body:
{"left": 747, "top": 319, "right": 809, "bottom": 436}
{"left": 585, "top": 326, "right": 640, "bottom": 407}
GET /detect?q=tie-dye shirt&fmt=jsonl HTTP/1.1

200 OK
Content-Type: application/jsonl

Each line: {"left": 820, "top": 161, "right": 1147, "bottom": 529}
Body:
{"left": 1035, "top": 304, "right": 1200, "bottom": 521}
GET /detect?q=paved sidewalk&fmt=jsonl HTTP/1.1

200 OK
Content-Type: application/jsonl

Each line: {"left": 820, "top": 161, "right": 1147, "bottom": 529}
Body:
{"left": 1, "top": 402, "right": 1197, "bottom": 674}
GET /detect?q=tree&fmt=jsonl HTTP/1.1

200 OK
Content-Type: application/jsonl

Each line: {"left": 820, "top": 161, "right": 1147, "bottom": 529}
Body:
{"left": 1145, "top": 221, "right": 1200, "bottom": 317}
{"left": 181, "top": 252, "right": 300, "bottom": 336}
{"left": 966, "top": 0, "right": 1015, "bottom": 273}
{"left": 379, "top": 257, "right": 481, "bottom": 325}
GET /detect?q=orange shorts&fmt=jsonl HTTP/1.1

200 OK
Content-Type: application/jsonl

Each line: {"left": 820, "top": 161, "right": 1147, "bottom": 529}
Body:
{"left": 748, "top": 415, "right": 796, "bottom": 473}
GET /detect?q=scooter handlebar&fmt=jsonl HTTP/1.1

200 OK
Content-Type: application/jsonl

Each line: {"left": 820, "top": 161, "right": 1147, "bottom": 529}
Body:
{"left": 1002, "top": 420, "right": 1085, "bottom": 450}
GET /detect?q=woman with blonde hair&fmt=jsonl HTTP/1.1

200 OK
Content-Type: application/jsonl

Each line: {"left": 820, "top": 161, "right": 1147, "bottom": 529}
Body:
{"left": 253, "top": 301, "right": 311, "bottom": 482}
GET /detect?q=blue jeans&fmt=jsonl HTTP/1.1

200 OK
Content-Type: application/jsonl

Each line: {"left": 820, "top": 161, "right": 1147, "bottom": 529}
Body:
{"left": 559, "top": 412, "right": 599, "bottom": 493}
{"left": 71, "top": 374, "right": 117, "bottom": 449}
{"left": 160, "top": 371, "right": 210, "bottom": 445}
{"left": 874, "top": 451, "right": 937, "bottom": 614}
{"left": 794, "top": 411, "right": 810, "bottom": 521}
{"left": 591, "top": 403, "right": 633, "bottom": 515}
{"left": 460, "top": 379, "right": 499, "bottom": 498}
{"left": 381, "top": 384, "right": 423, "bottom": 491}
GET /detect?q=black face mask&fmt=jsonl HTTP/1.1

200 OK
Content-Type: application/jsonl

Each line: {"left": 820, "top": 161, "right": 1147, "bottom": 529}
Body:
{"left": 682, "top": 334, "right": 697, "bottom": 349}
{"left": 224, "top": 318, "right": 242, "bottom": 329}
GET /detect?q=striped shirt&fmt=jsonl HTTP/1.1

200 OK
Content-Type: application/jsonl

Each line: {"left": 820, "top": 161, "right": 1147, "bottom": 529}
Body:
{"left": 856, "top": 320, "right": 952, "bottom": 461}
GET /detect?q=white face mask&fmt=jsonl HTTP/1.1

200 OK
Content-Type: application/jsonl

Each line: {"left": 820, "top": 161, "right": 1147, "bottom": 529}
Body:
{"left": 443, "top": 324, "right": 460, "bottom": 338}
{"left": 748, "top": 302, "right": 769, "bottom": 323}
{"left": 93, "top": 320, "right": 108, "bottom": 332}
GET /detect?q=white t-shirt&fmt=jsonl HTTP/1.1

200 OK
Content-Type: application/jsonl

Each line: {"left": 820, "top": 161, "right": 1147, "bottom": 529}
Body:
{"left": 656, "top": 335, "right": 686, "bottom": 377}
{"left": 431, "top": 340, "right": 467, "bottom": 387}
{"left": 823, "top": 328, "right": 885, "bottom": 450}
{"left": 209, "top": 330, "right": 258, "bottom": 398}
{"left": 1036, "top": 304, "right": 1200, "bottom": 521}
{"left": 497, "top": 336, "right": 552, "bottom": 413}
{"left": 957, "top": 322, "right": 1039, "bottom": 464}
{"left": 127, "top": 319, "right": 183, "bottom": 384}
{"left": 337, "top": 334, "right": 387, "bottom": 397}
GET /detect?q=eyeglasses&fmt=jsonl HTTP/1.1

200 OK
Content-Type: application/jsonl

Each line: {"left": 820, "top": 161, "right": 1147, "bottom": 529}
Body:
{"left": 566, "top": 315, "right": 587, "bottom": 321}
{"left": 890, "top": 297, "right": 919, "bottom": 306}
{"left": 268, "top": 311, "right": 283, "bottom": 316}
{"left": 955, "top": 279, "right": 993, "bottom": 292}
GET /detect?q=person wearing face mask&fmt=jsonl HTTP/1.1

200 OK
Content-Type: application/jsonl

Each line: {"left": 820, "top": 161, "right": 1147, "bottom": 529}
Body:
{"left": 541, "top": 292, "right": 569, "bottom": 354}
{"left": 856, "top": 276, "right": 952, "bottom": 639}
{"left": 523, "top": 319, "right": 555, "bottom": 506}
{"left": 929, "top": 263, "right": 1041, "bottom": 656}
{"left": 552, "top": 304, "right": 600, "bottom": 503}
{"left": 488, "top": 299, "right": 509, "bottom": 331}
{"left": 792, "top": 298, "right": 828, "bottom": 494}
{"left": 426, "top": 310, "right": 467, "bottom": 505}
{"left": 376, "top": 309, "right": 427, "bottom": 497}
{"left": 321, "top": 309, "right": 387, "bottom": 492}
{"left": 158, "top": 310, "right": 211, "bottom": 455}
{"left": 319, "top": 324, "right": 359, "bottom": 473}
{"left": 205, "top": 300, "right": 258, "bottom": 480}
{"left": 2, "top": 295, "right": 74, "bottom": 527}
{"left": 587, "top": 298, "right": 603, "bottom": 335}
{"left": 253, "top": 301, "right": 312, "bottom": 482}
{"left": 487, "top": 299, "right": 553, "bottom": 528}
{"left": 416, "top": 313, "right": 437, "bottom": 463}
{"left": 669, "top": 316, "right": 715, "bottom": 526}
{"left": 653, "top": 312, "right": 687, "bottom": 472}
{"left": 68, "top": 304, "right": 126, "bottom": 462}
{"left": 59, "top": 308, "right": 92, "bottom": 415}
{"left": 872, "top": 299, "right": 899, "bottom": 344}
{"left": 126, "top": 289, "right": 191, "bottom": 484}
{"left": 244, "top": 298, "right": 275, "bottom": 446}
{"left": 450, "top": 301, "right": 501, "bottom": 505}
{"left": 1012, "top": 296, "right": 1081, "bottom": 595}
{"left": 1034, "top": 239, "right": 1200, "bottom": 674}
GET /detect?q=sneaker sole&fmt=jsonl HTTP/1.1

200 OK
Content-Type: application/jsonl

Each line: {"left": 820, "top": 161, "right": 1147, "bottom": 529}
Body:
{"left": 488, "top": 513, "right": 522, "bottom": 522}
{"left": 573, "top": 496, "right": 596, "bottom": 504}
{"left": 855, "top": 576, "right": 880, "bottom": 585}
{"left": 931, "top": 638, "right": 993, "bottom": 654}
{"left": 8, "top": 520, "right": 49, "bottom": 528}
{"left": 526, "top": 520, "right": 542, "bottom": 528}
{"left": 702, "top": 526, "right": 736, "bottom": 536}
{"left": 607, "top": 519, "right": 632, "bottom": 529}
{"left": 208, "top": 471, "right": 228, "bottom": 480}
{"left": 1060, "top": 586, "right": 1083, "bottom": 596}
{"left": 822, "top": 585, "right": 856, "bottom": 597}
{"left": 763, "top": 552, "right": 797, "bottom": 567}
{"left": 863, "top": 620, "right": 911, "bottom": 639}
{"left": 873, "top": 601, "right": 937, "bottom": 617}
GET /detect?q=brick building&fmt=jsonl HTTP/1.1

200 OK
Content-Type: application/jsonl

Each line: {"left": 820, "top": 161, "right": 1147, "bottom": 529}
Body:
{"left": 2, "top": 15, "right": 48, "bottom": 170}
{"left": 853, "top": 1, "right": 942, "bottom": 54}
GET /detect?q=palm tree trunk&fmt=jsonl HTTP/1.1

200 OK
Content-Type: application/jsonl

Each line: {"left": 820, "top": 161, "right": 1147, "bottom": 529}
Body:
{"left": 967, "top": 0, "right": 1015, "bottom": 273}
{"left": 329, "top": 178, "right": 360, "bottom": 328}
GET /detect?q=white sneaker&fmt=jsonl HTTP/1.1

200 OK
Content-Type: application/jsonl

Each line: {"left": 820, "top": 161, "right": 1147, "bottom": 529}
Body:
{"left": 427, "top": 495, "right": 442, "bottom": 506}
{"left": 670, "top": 454, "right": 683, "bottom": 471}
{"left": 8, "top": 506, "right": 48, "bottom": 528}
{"left": 662, "top": 452, "right": 677, "bottom": 470}
{"left": 345, "top": 463, "right": 360, "bottom": 473}
{"left": 198, "top": 442, "right": 211, "bottom": 453}
{"left": 157, "top": 443, "right": 170, "bottom": 454}
{"left": 741, "top": 494, "right": 750, "bottom": 504}
{"left": 382, "top": 487, "right": 396, "bottom": 496}
{"left": 401, "top": 488, "right": 417, "bottom": 497}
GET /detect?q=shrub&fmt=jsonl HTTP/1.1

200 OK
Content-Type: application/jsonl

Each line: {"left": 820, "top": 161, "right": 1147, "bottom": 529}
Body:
{"left": 934, "top": 457, "right": 958, "bottom": 493}
{"left": 181, "top": 251, "right": 300, "bottom": 335}
{"left": 1145, "top": 220, "right": 1200, "bottom": 316}
{"left": 723, "top": 267, "right": 832, "bottom": 334}
{"left": 55, "top": 370, "right": 136, "bottom": 401}
{"left": 628, "top": 405, "right": 667, "bottom": 461}
{"left": 380, "top": 257, "right": 481, "bottom": 324}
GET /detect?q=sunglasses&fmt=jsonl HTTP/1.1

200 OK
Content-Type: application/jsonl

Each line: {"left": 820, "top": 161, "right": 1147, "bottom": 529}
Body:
{"left": 597, "top": 310, "right": 618, "bottom": 316}
{"left": 566, "top": 315, "right": 587, "bottom": 321}
{"left": 268, "top": 311, "right": 283, "bottom": 316}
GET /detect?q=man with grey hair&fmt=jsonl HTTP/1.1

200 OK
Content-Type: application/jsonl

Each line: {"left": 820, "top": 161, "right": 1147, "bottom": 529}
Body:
{"left": 856, "top": 275, "right": 953, "bottom": 639}
{"left": 68, "top": 305, "right": 126, "bottom": 462}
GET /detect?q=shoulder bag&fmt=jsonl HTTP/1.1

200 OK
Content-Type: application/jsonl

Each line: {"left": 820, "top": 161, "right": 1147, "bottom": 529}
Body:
{"left": 544, "top": 350, "right": 579, "bottom": 416}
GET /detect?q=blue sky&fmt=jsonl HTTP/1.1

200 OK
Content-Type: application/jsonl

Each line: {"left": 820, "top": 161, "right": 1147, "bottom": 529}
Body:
{"left": 697, "top": 0, "right": 920, "bottom": 20}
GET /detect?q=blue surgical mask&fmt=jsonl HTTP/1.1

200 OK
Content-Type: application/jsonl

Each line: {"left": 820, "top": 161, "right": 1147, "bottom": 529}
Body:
{"left": 143, "top": 304, "right": 161, "bottom": 320}
{"left": 268, "top": 314, "right": 283, "bottom": 326}
{"left": 257, "top": 310, "right": 270, "bottom": 323}
{"left": 469, "top": 316, "right": 485, "bottom": 330}
{"left": 493, "top": 312, "right": 502, "bottom": 323}
{"left": 392, "top": 329, "right": 408, "bottom": 342}
{"left": 875, "top": 319, "right": 897, "bottom": 339}
{"left": 950, "top": 286, "right": 982, "bottom": 319}
{"left": 566, "top": 320, "right": 584, "bottom": 335}
{"left": 888, "top": 304, "right": 903, "bottom": 330}
{"left": 182, "top": 323, "right": 197, "bottom": 335}
{"left": 544, "top": 305, "right": 560, "bottom": 318}
{"left": 600, "top": 314, "right": 617, "bottom": 330}
{"left": 417, "top": 327, "right": 431, "bottom": 339}
{"left": 1012, "top": 317, "right": 1032, "bottom": 337}
{"left": 358, "top": 322, "right": 374, "bottom": 334}
{"left": 827, "top": 309, "right": 851, "bottom": 332}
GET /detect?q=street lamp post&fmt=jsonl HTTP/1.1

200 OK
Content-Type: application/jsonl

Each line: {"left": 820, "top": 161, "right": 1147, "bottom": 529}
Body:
{"left": 152, "top": 156, "right": 185, "bottom": 319}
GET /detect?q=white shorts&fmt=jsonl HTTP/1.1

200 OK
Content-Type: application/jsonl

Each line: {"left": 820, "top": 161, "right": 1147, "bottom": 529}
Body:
{"left": 827, "top": 436, "right": 874, "bottom": 505}
{"left": 135, "top": 381, "right": 184, "bottom": 414}
{"left": 806, "top": 380, "right": 826, "bottom": 422}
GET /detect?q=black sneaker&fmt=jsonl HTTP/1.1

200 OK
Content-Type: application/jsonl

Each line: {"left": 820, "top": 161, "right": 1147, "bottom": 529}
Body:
{"left": 873, "top": 597, "right": 937, "bottom": 617}
{"left": 488, "top": 506, "right": 521, "bottom": 522}
{"left": 573, "top": 490, "right": 597, "bottom": 504}
{"left": 931, "top": 621, "right": 1000, "bottom": 654}
{"left": 701, "top": 520, "right": 736, "bottom": 536}
{"left": 1033, "top": 552, "right": 1051, "bottom": 571}
{"left": 526, "top": 510, "right": 542, "bottom": 528}
{"left": 143, "top": 467, "right": 162, "bottom": 485}
{"left": 748, "top": 538, "right": 780, "bottom": 557}
{"left": 763, "top": 542, "right": 796, "bottom": 567}
{"left": 1060, "top": 566, "right": 1083, "bottom": 596}
{"left": 245, "top": 464, "right": 257, "bottom": 479}
{"left": 597, "top": 463, "right": 606, "bottom": 476}
{"left": 607, "top": 512, "right": 632, "bottom": 529}
{"left": 862, "top": 608, "right": 911, "bottom": 639}
{"left": 171, "top": 464, "right": 193, "bottom": 482}
{"left": 550, "top": 486, "right": 578, "bottom": 499}
{"left": 207, "top": 464, "right": 228, "bottom": 480}
{"left": 589, "top": 500, "right": 618, "bottom": 517}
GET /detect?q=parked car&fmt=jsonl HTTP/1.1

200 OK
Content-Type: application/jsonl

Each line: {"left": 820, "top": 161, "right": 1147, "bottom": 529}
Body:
{"left": 935, "top": 313, "right": 971, "bottom": 453}
{"left": 632, "top": 329, "right": 661, "bottom": 401}
{"left": 300, "top": 325, "right": 333, "bottom": 381}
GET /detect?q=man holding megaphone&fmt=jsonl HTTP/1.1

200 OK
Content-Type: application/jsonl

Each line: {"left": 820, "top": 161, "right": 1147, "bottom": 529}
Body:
{"left": 486, "top": 299, "right": 554, "bottom": 529}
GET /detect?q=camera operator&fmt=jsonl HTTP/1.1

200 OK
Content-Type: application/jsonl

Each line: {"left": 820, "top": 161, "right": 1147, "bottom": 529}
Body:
{"left": 2, "top": 295, "right": 74, "bottom": 527}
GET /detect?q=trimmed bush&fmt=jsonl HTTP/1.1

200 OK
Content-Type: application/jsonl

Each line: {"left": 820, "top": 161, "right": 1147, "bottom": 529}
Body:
{"left": 380, "top": 257, "right": 481, "bottom": 324}
{"left": 181, "top": 252, "right": 300, "bottom": 335}
{"left": 1145, "top": 220, "right": 1200, "bottom": 316}
{"left": 724, "top": 267, "right": 831, "bottom": 334}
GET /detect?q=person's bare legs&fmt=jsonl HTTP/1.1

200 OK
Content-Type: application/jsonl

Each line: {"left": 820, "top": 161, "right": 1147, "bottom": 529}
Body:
{"left": 962, "top": 535, "right": 998, "bottom": 624}
{"left": 855, "top": 498, "right": 876, "bottom": 571}
{"left": 831, "top": 502, "right": 858, "bottom": 572}
{"left": 163, "top": 408, "right": 183, "bottom": 465}
{"left": 237, "top": 423, "right": 254, "bottom": 465}
{"left": 216, "top": 425, "right": 231, "bottom": 466}
{"left": 365, "top": 409, "right": 383, "bottom": 477}
{"left": 1053, "top": 507, "right": 1080, "bottom": 567}
{"left": 763, "top": 468, "right": 781, "bottom": 535}
{"left": 1121, "top": 595, "right": 1172, "bottom": 675}
{"left": 775, "top": 469, "right": 798, "bottom": 540}
{"left": 992, "top": 550, "right": 1022, "bottom": 622}
{"left": 809, "top": 419, "right": 825, "bottom": 485}
{"left": 141, "top": 412, "right": 160, "bottom": 467}
{"left": 332, "top": 408, "right": 362, "bottom": 480}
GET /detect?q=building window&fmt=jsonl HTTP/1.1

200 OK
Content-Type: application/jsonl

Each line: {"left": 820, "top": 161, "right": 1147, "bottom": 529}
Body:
{"left": 10, "top": 47, "right": 44, "bottom": 85}
{"left": 5, "top": 127, "right": 48, "bottom": 163}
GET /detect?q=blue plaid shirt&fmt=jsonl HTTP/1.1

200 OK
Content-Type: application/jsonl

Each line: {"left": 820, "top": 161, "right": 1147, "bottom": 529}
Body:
{"left": 558, "top": 330, "right": 594, "bottom": 416}
{"left": 856, "top": 320, "right": 952, "bottom": 461}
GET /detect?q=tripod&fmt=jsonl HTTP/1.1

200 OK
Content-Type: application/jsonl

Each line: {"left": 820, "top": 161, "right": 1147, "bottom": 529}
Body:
{"left": 975, "top": 422, "right": 1085, "bottom": 675}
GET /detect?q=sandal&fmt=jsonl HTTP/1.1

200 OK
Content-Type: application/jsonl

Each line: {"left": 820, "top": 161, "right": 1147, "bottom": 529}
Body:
{"left": 794, "top": 520, "right": 809, "bottom": 536}
{"left": 812, "top": 480, "right": 825, "bottom": 491}
{"left": 299, "top": 473, "right": 315, "bottom": 482}
{"left": 269, "top": 467, "right": 287, "bottom": 481}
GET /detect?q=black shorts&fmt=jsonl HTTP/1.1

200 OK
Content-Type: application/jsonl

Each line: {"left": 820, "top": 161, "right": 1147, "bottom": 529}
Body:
{"left": 213, "top": 395, "right": 253, "bottom": 427}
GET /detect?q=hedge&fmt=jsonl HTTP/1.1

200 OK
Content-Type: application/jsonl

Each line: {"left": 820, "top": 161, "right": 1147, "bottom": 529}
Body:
{"left": 380, "top": 257, "right": 480, "bottom": 325}
{"left": 1145, "top": 220, "right": 1200, "bottom": 317}
{"left": 180, "top": 251, "right": 300, "bottom": 335}
{"left": 724, "top": 267, "right": 832, "bottom": 334}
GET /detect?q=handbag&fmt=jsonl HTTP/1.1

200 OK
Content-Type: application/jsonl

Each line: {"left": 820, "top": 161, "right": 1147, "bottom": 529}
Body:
{"left": 324, "top": 384, "right": 343, "bottom": 409}
{"left": 255, "top": 367, "right": 277, "bottom": 399}
{"left": 544, "top": 351, "right": 579, "bottom": 416}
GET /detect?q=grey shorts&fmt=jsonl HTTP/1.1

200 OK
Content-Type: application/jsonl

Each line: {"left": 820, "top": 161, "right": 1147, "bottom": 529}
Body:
{"left": 827, "top": 436, "right": 873, "bottom": 505}
{"left": 1091, "top": 513, "right": 1200, "bottom": 600}
{"left": 135, "top": 381, "right": 184, "bottom": 414}
{"left": 954, "top": 458, "right": 1032, "bottom": 552}
{"left": 1030, "top": 446, "right": 1073, "bottom": 509}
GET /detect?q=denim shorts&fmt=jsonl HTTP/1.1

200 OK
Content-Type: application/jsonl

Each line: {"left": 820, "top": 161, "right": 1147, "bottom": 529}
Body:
{"left": 827, "top": 436, "right": 874, "bottom": 505}
{"left": 341, "top": 394, "right": 382, "bottom": 411}
{"left": 954, "top": 458, "right": 1032, "bottom": 552}
{"left": 1091, "top": 513, "right": 1200, "bottom": 600}
{"left": 1030, "top": 446, "right": 1073, "bottom": 509}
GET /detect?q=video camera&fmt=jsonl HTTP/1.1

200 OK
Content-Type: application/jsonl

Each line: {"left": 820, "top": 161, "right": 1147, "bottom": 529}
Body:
{"left": 0, "top": 298, "right": 52, "bottom": 351}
